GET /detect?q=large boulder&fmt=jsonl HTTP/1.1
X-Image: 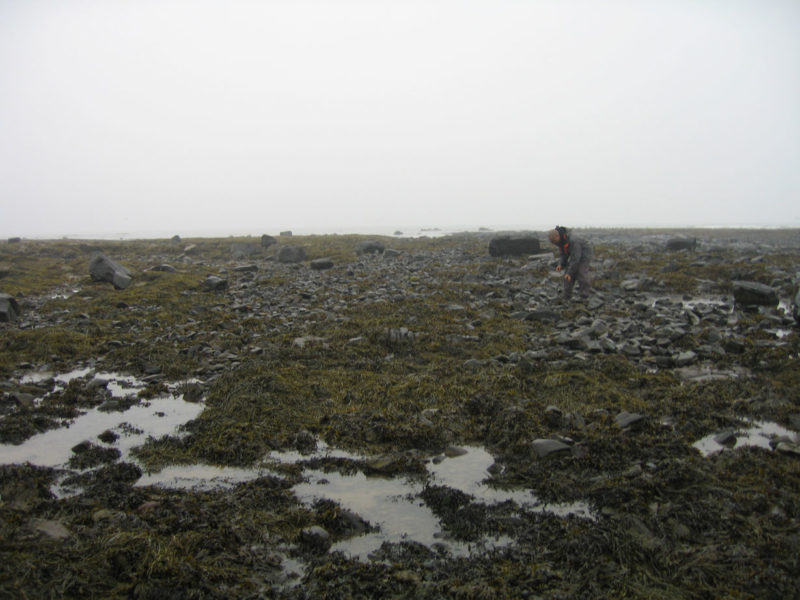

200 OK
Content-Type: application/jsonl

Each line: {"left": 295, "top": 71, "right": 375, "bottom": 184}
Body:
{"left": 261, "top": 234, "right": 277, "bottom": 248}
{"left": 0, "top": 293, "right": 20, "bottom": 322}
{"left": 732, "top": 281, "right": 778, "bottom": 308}
{"left": 277, "top": 245, "right": 306, "bottom": 263}
{"left": 488, "top": 236, "right": 542, "bottom": 257}
{"left": 89, "top": 253, "right": 132, "bottom": 289}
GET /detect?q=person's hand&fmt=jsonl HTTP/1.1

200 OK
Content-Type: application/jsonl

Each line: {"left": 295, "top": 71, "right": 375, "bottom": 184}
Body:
{"left": 555, "top": 265, "right": 562, "bottom": 272}
{"left": 564, "top": 274, "right": 572, "bottom": 282}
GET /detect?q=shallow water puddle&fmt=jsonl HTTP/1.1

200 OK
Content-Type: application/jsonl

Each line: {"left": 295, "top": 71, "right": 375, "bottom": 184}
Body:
{"left": 290, "top": 446, "right": 592, "bottom": 560}
{"left": 131, "top": 444, "right": 593, "bottom": 560}
{"left": 693, "top": 420, "right": 798, "bottom": 457}
{"left": 0, "top": 372, "right": 203, "bottom": 470}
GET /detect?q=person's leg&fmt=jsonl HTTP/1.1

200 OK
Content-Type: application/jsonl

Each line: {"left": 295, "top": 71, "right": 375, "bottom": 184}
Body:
{"left": 563, "top": 275, "right": 575, "bottom": 299}
{"left": 577, "top": 262, "right": 591, "bottom": 298}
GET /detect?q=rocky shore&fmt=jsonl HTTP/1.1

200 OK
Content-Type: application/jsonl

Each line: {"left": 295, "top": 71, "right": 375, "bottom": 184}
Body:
{"left": 1, "top": 228, "right": 799, "bottom": 598}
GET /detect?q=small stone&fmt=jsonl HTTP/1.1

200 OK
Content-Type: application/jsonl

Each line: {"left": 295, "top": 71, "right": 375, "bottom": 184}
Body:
{"left": 615, "top": 411, "right": 645, "bottom": 428}
{"left": 532, "top": 438, "right": 571, "bottom": 458}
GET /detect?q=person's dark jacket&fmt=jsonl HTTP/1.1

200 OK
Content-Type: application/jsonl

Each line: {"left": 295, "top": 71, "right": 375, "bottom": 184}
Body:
{"left": 557, "top": 234, "right": 592, "bottom": 278}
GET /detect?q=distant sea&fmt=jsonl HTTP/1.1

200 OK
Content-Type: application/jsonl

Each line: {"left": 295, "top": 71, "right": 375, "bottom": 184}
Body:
{"left": 8, "top": 222, "right": 798, "bottom": 241}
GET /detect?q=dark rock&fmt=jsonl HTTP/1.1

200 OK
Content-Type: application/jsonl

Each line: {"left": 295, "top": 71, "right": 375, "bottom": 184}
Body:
{"left": 261, "top": 234, "right": 277, "bottom": 248}
{"left": 615, "top": 411, "right": 645, "bottom": 428}
{"left": 488, "top": 236, "right": 543, "bottom": 257}
{"left": 150, "top": 264, "right": 176, "bottom": 272}
{"left": 277, "top": 245, "right": 306, "bottom": 263}
{"left": 714, "top": 430, "right": 737, "bottom": 445}
{"left": 89, "top": 253, "right": 133, "bottom": 289}
{"left": 793, "top": 285, "right": 800, "bottom": 324}
{"left": 310, "top": 258, "right": 334, "bottom": 270}
{"left": 170, "top": 235, "right": 181, "bottom": 243}
{"left": 299, "top": 525, "right": 331, "bottom": 551}
{"left": 355, "top": 240, "right": 386, "bottom": 255}
{"left": 733, "top": 281, "right": 778, "bottom": 307}
{"left": 280, "top": 230, "right": 293, "bottom": 237}
{"left": 0, "top": 293, "right": 20, "bottom": 322}
{"left": 532, "top": 438, "right": 571, "bottom": 458}
{"left": 665, "top": 237, "right": 697, "bottom": 251}
{"left": 7, "top": 237, "right": 21, "bottom": 244}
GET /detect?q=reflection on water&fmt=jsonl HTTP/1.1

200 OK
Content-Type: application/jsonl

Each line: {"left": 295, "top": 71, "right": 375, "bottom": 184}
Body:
{"left": 2, "top": 371, "right": 593, "bottom": 560}
{"left": 693, "top": 420, "right": 797, "bottom": 456}
{"left": 1, "top": 372, "right": 203, "bottom": 469}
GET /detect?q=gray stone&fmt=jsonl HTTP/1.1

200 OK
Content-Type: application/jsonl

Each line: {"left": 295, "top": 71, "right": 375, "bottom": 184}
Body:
{"left": 231, "top": 242, "right": 257, "bottom": 259}
{"left": 732, "top": 281, "right": 778, "bottom": 307}
{"left": 488, "top": 236, "right": 543, "bottom": 257}
{"left": 532, "top": 438, "right": 571, "bottom": 458}
{"left": 89, "top": 253, "right": 133, "bottom": 289}
{"left": 150, "top": 264, "right": 176, "bottom": 272}
{"left": 0, "top": 293, "right": 20, "bottom": 322}
{"left": 615, "top": 411, "right": 645, "bottom": 428}
{"left": 202, "top": 275, "right": 228, "bottom": 291}
{"left": 261, "top": 234, "right": 277, "bottom": 248}
{"left": 277, "top": 245, "right": 306, "bottom": 263}
{"left": 310, "top": 258, "right": 334, "bottom": 270}
{"left": 30, "top": 518, "right": 71, "bottom": 540}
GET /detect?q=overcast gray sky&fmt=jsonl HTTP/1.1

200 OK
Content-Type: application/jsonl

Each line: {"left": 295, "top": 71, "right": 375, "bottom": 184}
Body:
{"left": 1, "top": 0, "right": 799, "bottom": 238}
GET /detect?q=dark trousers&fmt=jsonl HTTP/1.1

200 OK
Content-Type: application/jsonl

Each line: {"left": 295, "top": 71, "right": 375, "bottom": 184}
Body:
{"left": 564, "top": 261, "right": 591, "bottom": 299}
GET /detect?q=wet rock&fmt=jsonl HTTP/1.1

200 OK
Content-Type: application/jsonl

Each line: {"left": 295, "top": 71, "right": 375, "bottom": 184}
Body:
{"left": 714, "top": 430, "right": 737, "bottom": 446}
{"left": 298, "top": 525, "right": 331, "bottom": 551}
{"left": 444, "top": 445, "right": 468, "bottom": 457}
{"left": 488, "top": 236, "right": 543, "bottom": 257}
{"left": 732, "top": 281, "right": 778, "bottom": 307}
{"left": 310, "top": 257, "right": 334, "bottom": 270}
{"left": 775, "top": 441, "right": 800, "bottom": 458}
{"left": 277, "top": 245, "right": 306, "bottom": 263}
{"left": 531, "top": 438, "right": 571, "bottom": 458}
{"left": 89, "top": 253, "right": 133, "bottom": 289}
{"left": 615, "top": 411, "right": 645, "bottom": 429}
{"left": 0, "top": 293, "right": 20, "bottom": 322}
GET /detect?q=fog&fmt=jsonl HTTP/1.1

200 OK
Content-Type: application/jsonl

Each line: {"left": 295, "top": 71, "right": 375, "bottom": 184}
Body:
{"left": 1, "top": 1, "right": 799, "bottom": 239}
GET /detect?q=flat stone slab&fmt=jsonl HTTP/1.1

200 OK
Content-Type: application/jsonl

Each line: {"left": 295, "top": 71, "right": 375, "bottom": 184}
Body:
{"left": 532, "top": 438, "right": 571, "bottom": 458}
{"left": 615, "top": 411, "right": 645, "bottom": 428}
